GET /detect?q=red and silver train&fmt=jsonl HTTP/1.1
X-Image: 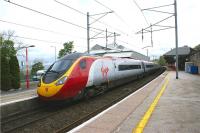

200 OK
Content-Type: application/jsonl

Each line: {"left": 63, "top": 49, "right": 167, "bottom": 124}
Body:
{"left": 37, "top": 53, "right": 160, "bottom": 100}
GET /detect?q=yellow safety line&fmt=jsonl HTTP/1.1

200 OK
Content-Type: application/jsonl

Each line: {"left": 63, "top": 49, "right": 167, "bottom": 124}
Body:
{"left": 132, "top": 76, "right": 169, "bottom": 133}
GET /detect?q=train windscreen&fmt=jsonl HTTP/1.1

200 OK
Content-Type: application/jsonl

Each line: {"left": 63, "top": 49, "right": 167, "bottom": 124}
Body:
{"left": 49, "top": 59, "right": 73, "bottom": 72}
{"left": 43, "top": 59, "right": 74, "bottom": 83}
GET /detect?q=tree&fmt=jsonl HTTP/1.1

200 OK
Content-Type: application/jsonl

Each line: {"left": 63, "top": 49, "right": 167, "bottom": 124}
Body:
{"left": 194, "top": 44, "right": 200, "bottom": 51}
{"left": 33, "top": 58, "right": 44, "bottom": 64}
{"left": 58, "top": 41, "right": 74, "bottom": 58}
{"left": 10, "top": 56, "right": 20, "bottom": 89}
{"left": 1, "top": 56, "right": 12, "bottom": 90}
{"left": 0, "top": 34, "right": 3, "bottom": 45}
{"left": 1, "top": 31, "right": 16, "bottom": 58}
{"left": 158, "top": 56, "right": 166, "bottom": 66}
{"left": 1, "top": 40, "right": 16, "bottom": 58}
{"left": 31, "top": 62, "right": 44, "bottom": 76}
{"left": 0, "top": 32, "right": 20, "bottom": 90}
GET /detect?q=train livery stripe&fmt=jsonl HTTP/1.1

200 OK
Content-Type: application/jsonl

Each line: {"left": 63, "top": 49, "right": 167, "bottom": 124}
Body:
{"left": 55, "top": 56, "right": 96, "bottom": 99}
{"left": 65, "top": 56, "right": 84, "bottom": 77}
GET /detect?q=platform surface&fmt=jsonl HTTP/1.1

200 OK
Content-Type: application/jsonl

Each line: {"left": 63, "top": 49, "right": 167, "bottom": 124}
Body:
{"left": 0, "top": 88, "right": 37, "bottom": 106}
{"left": 69, "top": 71, "right": 200, "bottom": 133}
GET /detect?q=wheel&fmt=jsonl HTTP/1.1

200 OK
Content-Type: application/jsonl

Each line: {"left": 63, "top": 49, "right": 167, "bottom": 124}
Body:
{"left": 73, "top": 89, "right": 85, "bottom": 101}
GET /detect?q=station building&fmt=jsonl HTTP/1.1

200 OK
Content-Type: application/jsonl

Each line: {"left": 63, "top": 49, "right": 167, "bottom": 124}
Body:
{"left": 189, "top": 50, "right": 200, "bottom": 74}
{"left": 163, "top": 45, "right": 197, "bottom": 70}
{"left": 89, "top": 44, "right": 150, "bottom": 61}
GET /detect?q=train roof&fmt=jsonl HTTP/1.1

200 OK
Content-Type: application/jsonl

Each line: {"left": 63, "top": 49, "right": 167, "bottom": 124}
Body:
{"left": 61, "top": 53, "right": 84, "bottom": 60}
{"left": 60, "top": 53, "right": 155, "bottom": 64}
{"left": 60, "top": 52, "right": 99, "bottom": 60}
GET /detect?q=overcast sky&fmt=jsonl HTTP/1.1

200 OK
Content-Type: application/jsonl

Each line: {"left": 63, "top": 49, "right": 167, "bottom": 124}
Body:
{"left": 1, "top": 0, "right": 200, "bottom": 66}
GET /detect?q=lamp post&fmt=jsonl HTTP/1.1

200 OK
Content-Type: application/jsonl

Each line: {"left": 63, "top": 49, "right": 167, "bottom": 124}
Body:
{"left": 24, "top": 45, "right": 35, "bottom": 89}
{"left": 51, "top": 46, "right": 56, "bottom": 62}
{"left": 17, "top": 45, "right": 35, "bottom": 89}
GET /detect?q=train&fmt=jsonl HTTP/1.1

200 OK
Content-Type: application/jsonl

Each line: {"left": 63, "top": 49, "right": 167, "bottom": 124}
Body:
{"left": 37, "top": 53, "right": 160, "bottom": 100}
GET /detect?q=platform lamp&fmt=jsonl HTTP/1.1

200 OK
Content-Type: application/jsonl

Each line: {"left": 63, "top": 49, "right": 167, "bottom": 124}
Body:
{"left": 23, "top": 45, "right": 35, "bottom": 89}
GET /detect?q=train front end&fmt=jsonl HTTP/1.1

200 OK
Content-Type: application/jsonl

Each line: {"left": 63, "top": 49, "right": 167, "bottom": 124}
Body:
{"left": 37, "top": 53, "right": 85, "bottom": 100}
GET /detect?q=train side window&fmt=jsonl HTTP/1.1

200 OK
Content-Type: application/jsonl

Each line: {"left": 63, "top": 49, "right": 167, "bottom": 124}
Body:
{"left": 146, "top": 65, "right": 153, "bottom": 68}
{"left": 80, "top": 60, "right": 86, "bottom": 69}
{"left": 118, "top": 65, "right": 141, "bottom": 71}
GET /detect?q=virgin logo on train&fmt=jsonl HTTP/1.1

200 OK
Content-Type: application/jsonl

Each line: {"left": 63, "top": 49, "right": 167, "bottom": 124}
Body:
{"left": 101, "top": 66, "right": 109, "bottom": 79}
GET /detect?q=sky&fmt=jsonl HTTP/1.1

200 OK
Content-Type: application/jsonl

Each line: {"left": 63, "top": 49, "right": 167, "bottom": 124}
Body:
{"left": 1, "top": 0, "right": 200, "bottom": 67}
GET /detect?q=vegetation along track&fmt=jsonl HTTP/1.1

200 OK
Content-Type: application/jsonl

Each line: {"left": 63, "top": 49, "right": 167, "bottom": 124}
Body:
{"left": 1, "top": 68, "right": 165, "bottom": 133}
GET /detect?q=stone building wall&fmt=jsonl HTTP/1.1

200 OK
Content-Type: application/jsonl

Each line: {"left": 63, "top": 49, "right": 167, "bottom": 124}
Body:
{"left": 190, "top": 51, "right": 200, "bottom": 74}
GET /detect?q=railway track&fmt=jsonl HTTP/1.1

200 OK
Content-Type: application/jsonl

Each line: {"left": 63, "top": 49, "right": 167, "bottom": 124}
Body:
{"left": 1, "top": 69, "right": 165, "bottom": 133}
{"left": 55, "top": 69, "right": 165, "bottom": 133}
{"left": 1, "top": 101, "right": 73, "bottom": 133}
{"left": 55, "top": 90, "right": 131, "bottom": 133}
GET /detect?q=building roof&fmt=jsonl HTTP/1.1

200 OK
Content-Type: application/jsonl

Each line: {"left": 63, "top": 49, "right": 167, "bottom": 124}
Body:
{"left": 164, "top": 46, "right": 193, "bottom": 56}
{"left": 90, "top": 44, "right": 149, "bottom": 61}
{"left": 104, "top": 52, "right": 133, "bottom": 58}
{"left": 91, "top": 44, "right": 127, "bottom": 51}
{"left": 91, "top": 44, "right": 110, "bottom": 50}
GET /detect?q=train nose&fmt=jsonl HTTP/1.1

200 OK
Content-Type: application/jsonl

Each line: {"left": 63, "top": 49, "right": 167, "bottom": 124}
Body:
{"left": 37, "top": 84, "right": 63, "bottom": 98}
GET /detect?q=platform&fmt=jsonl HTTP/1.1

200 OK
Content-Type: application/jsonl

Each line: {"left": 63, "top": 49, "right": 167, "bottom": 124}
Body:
{"left": 0, "top": 88, "right": 37, "bottom": 106}
{"left": 69, "top": 71, "right": 200, "bottom": 133}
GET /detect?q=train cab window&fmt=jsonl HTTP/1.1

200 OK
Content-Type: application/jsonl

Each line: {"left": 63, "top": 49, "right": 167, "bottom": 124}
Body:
{"left": 80, "top": 60, "right": 86, "bottom": 69}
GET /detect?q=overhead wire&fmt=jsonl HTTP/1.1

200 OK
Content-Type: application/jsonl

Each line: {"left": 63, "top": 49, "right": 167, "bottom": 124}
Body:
{"left": 94, "top": 0, "right": 113, "bottom": 12}
{"left": 54, "top": 0, "right": 128, "bottom": 36}
{"left": 94, "top": 0, "right": 131, "bottom": 29}
{"left": 132, "top": 0, "right": 149, "bottom": 26}
{"left": 3, "top": 0, "right": 100, "bottom": 34}
{"left": 0, "top": 19, "right": 86, "bottom": 40}
{"left": 4, "top": 0, "right": 133, "bottom": 43}
{"left": 2, "top": 0, "right": 123, "bottom": 50}
{"left": 3, "top": 34, "right": 63, "bottom": 44}
{"left": 3, "top": 0, "right": 136, "bottom": 50}
{"left": 117, "top": 39, "right": 141, "bottom": 49}
{"left": 54, "top": 0, "right": 85, "bottom": 16}
{"left": 93, "top": 0, "right": 137, "bottom": 39}
{"left": 3, "top": 34, "right": 87, "bottom": 48}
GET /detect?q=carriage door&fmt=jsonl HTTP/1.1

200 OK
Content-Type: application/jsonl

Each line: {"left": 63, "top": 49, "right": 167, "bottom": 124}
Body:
{"left": 80, "top": 59, "right": 87, "bottom": 75}
{"left": 112, "top": 59, "right": 117, "bottom": 86}
{"left": 79, "top": 59, "right": 87, "bottom": 86}
{"left": 142, "top": 62, "right": 145, "bottom": 73}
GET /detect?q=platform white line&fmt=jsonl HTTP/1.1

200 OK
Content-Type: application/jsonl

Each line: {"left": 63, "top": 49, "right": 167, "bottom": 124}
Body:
{"left": 68, "top": 73, "right": 166, "bottom": 133}
{"left": 0, "top": 95, "right": 38, "bottom": 106}
{"left": 0, "top": 89, "right": 36, "bottom": 98}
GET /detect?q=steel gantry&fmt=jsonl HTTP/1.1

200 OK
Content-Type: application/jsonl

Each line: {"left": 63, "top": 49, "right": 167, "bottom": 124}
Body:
{"left": 136, "top": 0, "right": 179, "bottom": 79}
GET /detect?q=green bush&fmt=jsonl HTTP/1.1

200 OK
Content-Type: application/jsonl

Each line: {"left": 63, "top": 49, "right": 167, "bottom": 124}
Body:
{"left": 1, "top": 56, "right": 12, "bottom": 90}
{"left": 10, "top": 56, "right": 20, "bottom": 89}
{"left": 158, "top": 56, "right": 167, "bottom": 66}
{"left": 0, "top": 34, "right": 20, "bottom": 90}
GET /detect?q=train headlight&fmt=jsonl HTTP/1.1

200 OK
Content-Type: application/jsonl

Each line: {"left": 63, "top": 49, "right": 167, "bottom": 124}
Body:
{"left": 56, "top": 76, "right": 67, "bottom": 86}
